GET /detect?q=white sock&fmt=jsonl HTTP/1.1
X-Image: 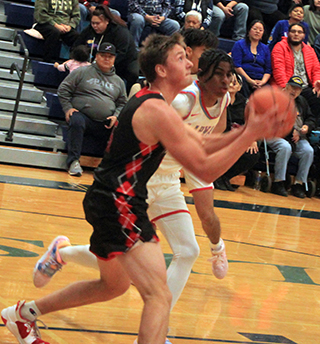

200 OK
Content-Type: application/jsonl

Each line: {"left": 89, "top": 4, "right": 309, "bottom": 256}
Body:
{"left": 21, "top": 301, "right": 42, "bottom": 321}
{"left": 210, "top": 238, "right": 224, "bottom": 253}
{"left": 59, "top": 245, "right": 99, "bottom": 270}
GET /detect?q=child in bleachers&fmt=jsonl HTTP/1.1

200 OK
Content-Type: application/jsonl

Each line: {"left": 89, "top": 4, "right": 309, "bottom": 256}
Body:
{"left": 54, "top": 45, "right": 90, "bottom": 73}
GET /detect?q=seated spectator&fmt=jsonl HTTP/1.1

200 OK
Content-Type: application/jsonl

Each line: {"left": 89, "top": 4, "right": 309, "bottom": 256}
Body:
{"left": 58, "top": 43, "right": 127, "bottom": 176}
{"left": 267, "top": 76, "right": 316, "bottom": 198}
{"left": 183, "top": 10, "right": 202, "bottom": 29}
{"left": 271, "top": 22, "right": 320, "bottom": 126}
{"left": 313, "top": 32, "right": 320, "bottom": 60}
{"left": 33, "top": 0, "right": 80, "bottom": 62}
{"left": 243, "top": 0, "right": 287, "bottom": 43}
{"left": 78, "top": 0, "right": 122, "bottom": 32}
{"left": 210, "top": 1, "right": 249, "bottom": 41}
{"left": 128, "top": 0, "right": 180, "bottom": 48}
{"left": 303, "top": 0, "right": 320, "bottom": 45}
{"left": 54, "top": 45, "right": 91, "bottom": 73}
{"left": 268, "top": 4, "right": 309, "bottom": 51}
{"left": 214, "top": 73, "right": 260, "bottom": 191}
{"left": 278, "top": 0, "right": 310, "bottom": 15}
{"left": 231, "top": 20, "right": 272, "bottom": 98}
{"left": 172, "top": 0, "right": 214, "bottom": 31}
{"left": 73, "top": 5, "right": 139, "bottom": 92}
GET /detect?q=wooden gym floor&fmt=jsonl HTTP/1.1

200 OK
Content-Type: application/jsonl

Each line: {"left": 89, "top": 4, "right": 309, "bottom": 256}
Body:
{"left": 0, "top": 163, "right": 319, "bottom": 344}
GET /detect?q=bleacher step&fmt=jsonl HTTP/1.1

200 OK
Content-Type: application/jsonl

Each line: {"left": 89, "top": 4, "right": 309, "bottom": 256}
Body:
{"left": 0, "top": 26, "right": 15, "bottom": 41}
{"left": 0, "top": 67, "right": 34, "bottom": 83}
{"left": 0, "top": 98, "right": 48, "bottom": 116}
{"left": 0, "top": 80, "right": 44, "bottom": 103}
{"left": 0, "top": 113, "right": 58, "bottom": 136}
{"left": 0, "top": 50, "right": 26, "bottom": 69}
{"left": 0, "top": 145, "right": 68, "bottom": 169}
{"left": 0, "top": 39, "right": 20, "bottom": 52}
{"left": 0, "top": 130, "right": 65, "bottom": 150}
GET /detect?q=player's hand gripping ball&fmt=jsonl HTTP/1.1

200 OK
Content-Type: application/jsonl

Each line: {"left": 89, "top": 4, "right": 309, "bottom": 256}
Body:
{"left": 245, "top": 85, "right": 296, "bottom": 138}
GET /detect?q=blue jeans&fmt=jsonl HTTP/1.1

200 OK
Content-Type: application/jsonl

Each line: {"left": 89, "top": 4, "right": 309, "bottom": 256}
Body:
{"left": 128, "top": 13, "right": 180, "bottom": 47}
{"left": 210, "top": 3, "right": 248, "bottom": 40}
{"left": 267, "top": 138, "right": 314, "bottom": 184}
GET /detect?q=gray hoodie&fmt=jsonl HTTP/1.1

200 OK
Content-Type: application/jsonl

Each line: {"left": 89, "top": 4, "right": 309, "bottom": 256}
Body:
{"left": 58, "top": 62, "right": 127, "bottom": 121}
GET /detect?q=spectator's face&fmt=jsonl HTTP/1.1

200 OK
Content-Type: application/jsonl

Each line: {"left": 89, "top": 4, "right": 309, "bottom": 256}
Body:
{"left": 288, "top": 25, "right": 305, "bottom": 45}
{"left": 91, "top": 15, "right": 109, "bottom": 34}
{"left": 289, "top": 7, "right": 304, "bottom": 22}
{"left": 228, "top": 75, "right": 242, "bottom": 95}
{"left": 184, "top": 15, "right": 201, "bottom": 29}
{"left": 186, "top": 45, "right": 207, "bottom": 74}
{"left": 199, "top": 61, "right": 232, "bottom": 98}
{"left": 314, "top": 0, "right": 320, "bottom": 10}
{"left": 248, "top": 22, "right": 264, "bottom": 41}
{"left": 285, "top": 84, "right": 302, "bottom": 99}
{"left": 95, "top": 52, "right": 116, "bottom": 72}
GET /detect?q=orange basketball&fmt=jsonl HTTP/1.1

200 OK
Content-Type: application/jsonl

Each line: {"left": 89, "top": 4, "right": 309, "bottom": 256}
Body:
{"left": 245, "top": 85, "right": 297, "bottom": 138}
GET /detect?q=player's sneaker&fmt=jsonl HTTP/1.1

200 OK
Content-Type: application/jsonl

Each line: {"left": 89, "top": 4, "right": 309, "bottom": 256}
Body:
{"left": 133, "top": 338, "right": 172, "bottom": 344}
{"left": 1, "top": 300, "right": 49, "bottom": 344}
{"left": 208, "top": 239, "right": 228, "bottom": 279}
{"left": 33, "top": 236, "right": 71, "bottom": 288}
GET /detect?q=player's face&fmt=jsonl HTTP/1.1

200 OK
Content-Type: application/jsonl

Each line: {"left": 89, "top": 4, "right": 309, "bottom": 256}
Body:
{"left": 91, "top": 15, "right": 109, "bottom": 34}
{"left": 288, "top": 25, "right": 305, "bottom": 45}
{"left": 95, "top": 52, "right": 116, "bottom": 72}
{"left": 203, "top": 61, "right": 233, "bottom": 97}
{"left": 184, "top": 15, "right": 201, "bottom": 29}
{"left": 286, "top": 84, "right": 302, "bottom": 99}
{"left": 289, "top": 7, "right": 304, "bottom": 22}
{"left": 164, "top": 44, "right": 193, "bottom": 89}
{"left": 186, "top": 45, "right": 207, "bottom": 74}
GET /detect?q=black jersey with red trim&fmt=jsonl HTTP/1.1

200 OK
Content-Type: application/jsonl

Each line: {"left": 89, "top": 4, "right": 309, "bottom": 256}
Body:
{"left": 94, "top": 87, "right": 166, "bottom": 200}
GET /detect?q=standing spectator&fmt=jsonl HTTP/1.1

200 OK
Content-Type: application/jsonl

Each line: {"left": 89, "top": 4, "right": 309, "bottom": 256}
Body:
{"left": 271, "top": 22, "right": 320, "bottom": 126}
{"left": 243, "top": 0, "right": 287, "bottom": 43}
{"left": 73, "top": 5, "right": 139, "bottom": 91}
{"left": 210, "top": 1, "right": 249, "bottom": 41}
{"left": 214, "top": 73, "right": 261, "bottom": 191}
{"left": 54, "top": 45, "right": 90, "bottom": 73}
{"left": 267, "top": 76, "right": 316, "bottom": 198}
{"left": 128, "top": 0, "right": 180, "bottom": 48}
{"left": 303, "top": 0, "right": 320, "bottom": 45}
{"left": 172, "top": 0, "right": 214, "bottom": 30}
{"left": 268, "top": 4, "right": 309, "bottom": 51}
{"left": 34, "top": 0, "right": 80, "bottom": 62}
{"left": 58, "top": 43, "right": 127, "bottom": 176}
{"left": 231, "top": 20, "right": 272, "bottom": 97}
{"left": 183, "top": 9, "right": 202, "bottom": 29}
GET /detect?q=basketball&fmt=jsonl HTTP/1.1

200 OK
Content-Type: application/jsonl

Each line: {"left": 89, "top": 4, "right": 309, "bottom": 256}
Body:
{"left": 245, "top": 85, "right": 297, "bottom": 137}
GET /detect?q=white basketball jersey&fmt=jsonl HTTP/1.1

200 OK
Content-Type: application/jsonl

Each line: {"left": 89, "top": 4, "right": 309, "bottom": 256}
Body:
{"left": 155, "top": 80, "right": 231, "bottom": 175}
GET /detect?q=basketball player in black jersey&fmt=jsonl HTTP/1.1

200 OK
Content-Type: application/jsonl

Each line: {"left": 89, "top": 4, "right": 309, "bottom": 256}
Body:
{"left": 2, "top": 33, "right": 287, "bottom": 344}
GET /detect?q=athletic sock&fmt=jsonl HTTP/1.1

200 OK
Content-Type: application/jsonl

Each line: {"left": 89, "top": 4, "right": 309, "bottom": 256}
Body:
{"left": 21, "top": 301, "right": 42, "bottom": 321}
{"left": 59, "top": 244, "right": 99, "bottom": 270}
{"left": 210, "top": 238, "right": 224, "bottom": 253}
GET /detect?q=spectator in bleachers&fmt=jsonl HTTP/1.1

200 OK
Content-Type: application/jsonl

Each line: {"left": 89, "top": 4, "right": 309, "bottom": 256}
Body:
{"left": 128, "top": 0, "right": 180, "bottom": 48}
{"left": 183, "top": 10, "right": 202, "bottom": 29}
{"left": 172, "top": 0, "right": 214, "bottom": 31}
{"left": 78, "top": 0, "right": 122, "bottom": 32}
{"left": 73, "top": 5, "right": 139, "bottom": 91}
{"left": 267, "top": 76, "right": 316, "bottom": 198}
{"left": 210, "top": 1, "right": 249, "bottom": 41}
{"left": 271, "top": 22, "right": 320, "bottom": 126}
{"left": 214, "top": 73, "right": 260, "bottom": 191}
{"left": 303, "top": 0, "right": 320, "bottom": 45}
{"left": 313, "top": 32, "right": 320, "bottom": 60}
{"left": 268, "top": 4, "right": 309, "bottom": 51}
{"left": 278, "top": 0, "right": 310, "bottom": 14}
{"left": 34, "top": 0, "right": 80, "bottom": 62}
{"left": 58, "top": 42, "right": 127, "bottom": 176}
{"left": 231, "top": 20, "right": 272, "bottom": 97}
{"left": 54, "top": 45, "right": 91, "bottom": 73}
{"left": 242, "top": 0, "right": 287, "bottom": 43}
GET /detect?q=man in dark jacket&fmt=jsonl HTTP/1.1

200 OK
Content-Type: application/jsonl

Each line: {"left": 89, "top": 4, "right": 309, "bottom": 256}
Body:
{"left": 58, "top": 42, "right": 127, "bottom": 176}
{"left": 267, "top": 76, "right": 316, "bottom": 198}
